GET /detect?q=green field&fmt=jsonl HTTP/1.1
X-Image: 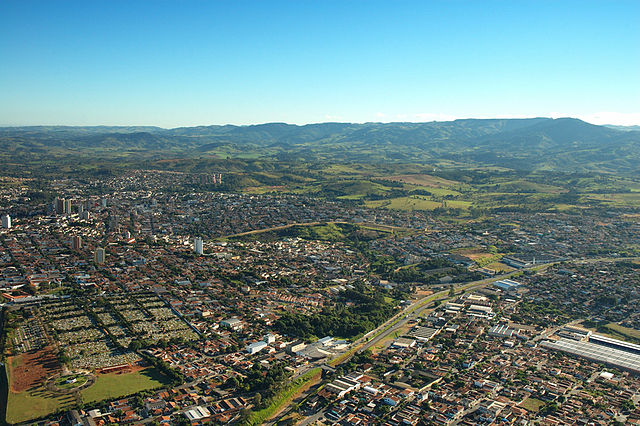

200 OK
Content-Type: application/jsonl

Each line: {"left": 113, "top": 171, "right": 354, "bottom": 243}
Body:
{"left": 81, "top": 367, "right": 171, "bottom": 403}
{"left": 520, "top": 397, "right": 546, "bottom": 412}
{"left": 4, "top": 366, "right": 172, "bottom": 423}
{"left": 602, "top": 323, "right": 640, "bottom": 344}
{"left": 586, "top": 192, "right": 640, "bottom": 207}
{"left": 56, "top": 374, "right": 89, "bottom": 389}
{"left": 5, "top": 363, "right": 75, "bottom": 424}
{"left": 366, "top": 196, "right": 443, "bottom": 211}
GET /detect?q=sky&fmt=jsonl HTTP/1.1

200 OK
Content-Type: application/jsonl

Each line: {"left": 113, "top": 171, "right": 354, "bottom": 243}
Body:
{"left": 1, "top": 0, "right": 639, "bottom": 127}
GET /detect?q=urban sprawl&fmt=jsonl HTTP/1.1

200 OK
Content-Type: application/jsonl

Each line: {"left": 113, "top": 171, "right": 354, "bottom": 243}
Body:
{"left": 1, "top": 170, "right": 640, "bottom": 425}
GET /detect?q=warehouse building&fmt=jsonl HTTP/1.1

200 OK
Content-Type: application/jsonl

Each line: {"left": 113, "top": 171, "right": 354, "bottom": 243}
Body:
{"left": 541, "top": 337, "right": 640, "bottom": 375}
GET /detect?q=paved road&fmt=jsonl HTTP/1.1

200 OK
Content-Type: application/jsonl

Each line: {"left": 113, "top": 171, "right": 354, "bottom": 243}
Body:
{"left": 266, "top": 255, "right": 637, "bottom": 424}
{"left": 217, "top": 220, "right": 409, "bottom": 240}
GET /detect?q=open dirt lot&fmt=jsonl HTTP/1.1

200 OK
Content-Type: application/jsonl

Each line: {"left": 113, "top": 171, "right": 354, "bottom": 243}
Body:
{"left": 9, "top": 345, "right": 61, "bottom": 392}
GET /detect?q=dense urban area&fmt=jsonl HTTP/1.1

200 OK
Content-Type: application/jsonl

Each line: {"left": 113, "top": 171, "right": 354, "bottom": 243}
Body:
{"left": 1, "top": 169, "right": 640, "bottom": 426}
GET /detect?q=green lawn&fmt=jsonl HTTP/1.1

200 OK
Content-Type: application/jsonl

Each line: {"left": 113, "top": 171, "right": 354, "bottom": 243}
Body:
{"left": 56, "top": 374, "right": 89, "bottom": 389}
{"left": 81, "top": 367, "right": 171, "bottom": 403}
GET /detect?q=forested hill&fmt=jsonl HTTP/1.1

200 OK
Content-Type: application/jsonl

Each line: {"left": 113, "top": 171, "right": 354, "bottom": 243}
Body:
{"left": 1, "top": 118, "right": 639, "bottom": 173}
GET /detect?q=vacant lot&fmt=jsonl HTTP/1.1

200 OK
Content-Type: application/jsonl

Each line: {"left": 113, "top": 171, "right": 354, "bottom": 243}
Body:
{"left": 8, "top": 346, "right": 61, "bottom": 392}
{"left": 520, "top": 397, "right": 546, "bottom": 412}
{"left": 603, "top": 323, "right": 640, "bottom": 344}
{"left": 81, "top": 367, "right": 171, "bottom": 403}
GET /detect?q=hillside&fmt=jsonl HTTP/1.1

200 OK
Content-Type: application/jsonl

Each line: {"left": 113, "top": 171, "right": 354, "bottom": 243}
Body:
{"left": 1, "top": 118, "right": 639, "bottom": 173}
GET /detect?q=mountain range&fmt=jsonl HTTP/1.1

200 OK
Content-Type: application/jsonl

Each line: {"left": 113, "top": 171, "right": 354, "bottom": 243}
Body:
{"left": 1, "top": 118, "right": 639, "bottom": 173}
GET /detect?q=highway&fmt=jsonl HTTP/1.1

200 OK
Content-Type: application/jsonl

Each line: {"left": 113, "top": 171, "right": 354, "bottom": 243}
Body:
{"left": 267, "top": 267, "right": 541, "bottom": 425}
{"left": 263, "top": 255, "right": 639, "bottom": 424}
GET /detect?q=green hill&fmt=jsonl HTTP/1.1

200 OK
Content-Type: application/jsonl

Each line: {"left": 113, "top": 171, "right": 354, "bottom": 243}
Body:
{"left": 1, "top": 118, "right": 639, "bottom": 173}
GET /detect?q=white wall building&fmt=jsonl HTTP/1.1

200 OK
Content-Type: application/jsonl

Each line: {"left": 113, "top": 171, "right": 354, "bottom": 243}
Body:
{"left": 1, "top": 214, "right": 11, "bottom": 229}
{"left": 194, "top": 237, "right": 204, "bottom": 255}
{"left": 95, "top": 247, "right": 105, "bottom": 264}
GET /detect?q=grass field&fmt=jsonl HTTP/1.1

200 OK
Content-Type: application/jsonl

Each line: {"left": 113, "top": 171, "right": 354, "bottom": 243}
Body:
{"left": 380, "top": 174, "right": 458, "bottom": 188}
{"left": 586, "top": 192, "right": 640, "bottom": 207}
{"left": 5, "top": 363, "right": 75, "bottom": 424}
{"left": 365, "top": 196, "right": 442, "bottom": 211}
{"left": 602, "top": 323, "right": 640, "bottom": 344}
{"left": 520, "top": 397, "right": 545, "bottom": 412}
{"left": 485, "top": 261, "right": 516, "bottom": 273}
{"left": 56, "top": 374, "right": 89, "bottom": 390}
{"left": 81, "top": 367, "right": 171, "bottom": 403}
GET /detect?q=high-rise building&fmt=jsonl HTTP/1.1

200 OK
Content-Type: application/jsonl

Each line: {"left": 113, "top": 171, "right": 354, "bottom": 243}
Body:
{"left": 81, "top": 211, "right": 90, "bottom": 221}
{"left": 55, "top": 197, "right": 65, "bottom": 214}
{"left": 194, "top": 237, "right": 204, "bottom": 255}
{"left": 64, "top": 199, "right": 72, "bottom": 215}
{"left": 71, "top": 236, "right": 82, "bottom": 250}
{"left": 1, "top": 214, "right": 11, "bottom": 229}
{"left": 109, "top": 213, "right": 118, "bottom": 230}
{"left": 95, "top": 247, "right": 105, "bottom": 264}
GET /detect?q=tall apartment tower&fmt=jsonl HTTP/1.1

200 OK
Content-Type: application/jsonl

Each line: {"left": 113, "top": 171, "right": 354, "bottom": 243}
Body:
{"left": 71, "top": 236, "right": 82, "bottom": 250}
{"left": 55, "top": 198, "right": 65, "bottom": 214}
{"left": 1, "top": 214, "right": 11, "bottom": 229}
{"left": 95, "top": 247, "right": 105, "bottom": 264}
{"left": 64, "top": 199, "right": 72, "bottom": 215}
{"left": 194, "top": 237, "right": 204, "bottom": 255}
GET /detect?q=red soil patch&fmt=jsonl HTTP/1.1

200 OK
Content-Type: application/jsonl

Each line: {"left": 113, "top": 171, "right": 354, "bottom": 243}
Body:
{"left": 8, "top": 346, "right": 61, "bottom": 392}
{"left": 96, "top": 359, "right": 145, "bottom": 375}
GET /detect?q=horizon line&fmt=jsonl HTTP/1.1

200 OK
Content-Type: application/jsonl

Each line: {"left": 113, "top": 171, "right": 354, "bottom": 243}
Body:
{"left": 3, "top": 116, "right": 639, "bottom": 130}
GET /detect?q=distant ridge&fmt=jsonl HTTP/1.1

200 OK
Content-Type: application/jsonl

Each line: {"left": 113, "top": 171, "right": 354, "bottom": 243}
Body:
{"left": 1, "top": 118, "right": 639, "bottom": 173}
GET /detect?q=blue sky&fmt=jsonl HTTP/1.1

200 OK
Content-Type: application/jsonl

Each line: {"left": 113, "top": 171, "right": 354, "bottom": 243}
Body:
{"left": 1, "top": 0, "right": 639, "bottom": 127}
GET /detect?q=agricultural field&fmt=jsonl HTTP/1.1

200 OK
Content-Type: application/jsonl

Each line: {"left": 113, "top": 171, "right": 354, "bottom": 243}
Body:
{"left": 377, "top": 173, "right": 458, "bottom": 188}
{"left": 365, "top": 196, "right": 444, "bottom": 211}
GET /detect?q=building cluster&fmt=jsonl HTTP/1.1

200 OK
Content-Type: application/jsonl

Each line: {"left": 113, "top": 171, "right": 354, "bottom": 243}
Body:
{"left": 0, "top": 170, "right": 639, "bottom": 424}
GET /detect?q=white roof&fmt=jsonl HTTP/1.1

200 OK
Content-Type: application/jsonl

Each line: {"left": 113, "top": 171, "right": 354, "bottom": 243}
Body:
{"left": 185, "top": 406, "right": 211, "bottom": 420}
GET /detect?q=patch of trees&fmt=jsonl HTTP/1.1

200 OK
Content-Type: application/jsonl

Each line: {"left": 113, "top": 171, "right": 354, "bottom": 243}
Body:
{"left": 274, "top": 285, "right": 395, "bottom": 339}
{"left": 390, "top": 258, "right": 482, "bottom": 284}
{"left": 139, "top": 352, "right": 184, "bottom": 386}
{"left": 224, "top": 362, "right": 291, "bottom": 408}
